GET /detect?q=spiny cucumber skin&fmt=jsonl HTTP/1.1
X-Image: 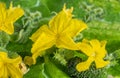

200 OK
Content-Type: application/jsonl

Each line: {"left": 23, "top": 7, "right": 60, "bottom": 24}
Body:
{"left": 67, "top": 57, "right": 107, "bottom": 78}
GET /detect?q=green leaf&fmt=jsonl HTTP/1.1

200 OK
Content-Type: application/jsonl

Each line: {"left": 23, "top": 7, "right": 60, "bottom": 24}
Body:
{"left": 107, "top": 63, "right": 120, "bottom": 77}
{"left": 0, "top": 47, "right": 7, "bottom": 52}
{"left": 44, "top": 56, "right": 70, "bottom": 78}
{"left": 23, "top": 63, "right": 45, "bottom": 78}
{"left": 6, "top": 40, "right": 32, "bottom": 57}
{"left": 45, "top": 0, "right": 64, "bottom": 12}
{"left": 0, "top": 31, "right": 10, "bottom": 48}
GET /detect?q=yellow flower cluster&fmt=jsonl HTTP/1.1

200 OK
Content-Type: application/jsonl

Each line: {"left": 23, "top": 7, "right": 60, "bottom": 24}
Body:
{"left": 30, "top": 4, "right": 110, "bottom": 71}
{"left": 0, "top": 1, "right": 109, "bottom": 76}
{"left": 0, "top": 2, "right": 24, "bottom": 78}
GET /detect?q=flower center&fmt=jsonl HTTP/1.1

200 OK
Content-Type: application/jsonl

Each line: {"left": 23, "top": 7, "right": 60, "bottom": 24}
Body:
{"left": 91, "top": 53, "right": 96, "bottom": 57}
{"left": 56, "top": 34, "right": 60, "bottom": 39}
{"left": 91, "top": 51, "right": 98, "bottom": 58}
{"left": 3, "top": 62, "right": 8, "bottom": 66}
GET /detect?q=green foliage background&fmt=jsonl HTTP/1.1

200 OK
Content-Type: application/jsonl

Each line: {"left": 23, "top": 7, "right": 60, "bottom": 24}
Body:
{"left": 0, "top": 0, "right": 120, "bottom": 78}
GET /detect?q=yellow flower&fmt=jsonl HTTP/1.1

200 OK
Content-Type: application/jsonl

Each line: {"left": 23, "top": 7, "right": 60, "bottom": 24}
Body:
{"left": 0, "top": 2, "right": 24, "bottom": 34}
{"left": 30, "top": 5, "right": 87, "bottom": 64}
{"left": 0, "top": 52, "right": 23, "bottom": 78}
{"left": 76, "top": 39, "right": 110, "bottom": 72}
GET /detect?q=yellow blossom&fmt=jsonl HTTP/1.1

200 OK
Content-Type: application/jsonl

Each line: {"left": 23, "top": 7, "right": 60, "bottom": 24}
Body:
{"left": 0, "top": 52, "right": 23, "bottom": 78}
{"left": 30, "top": 5, "right": 87, "bottom": 64}
{"left": 0, "top": 2, "right": 24, "bottom": 34}
{"left": 76, "top": 39, "right": 110, "bottom": 72}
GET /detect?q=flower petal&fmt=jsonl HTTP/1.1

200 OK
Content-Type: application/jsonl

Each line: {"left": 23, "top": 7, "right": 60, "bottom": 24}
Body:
{"left": 8, "top": 56, "right": 22, "bottom": 65}
{"left": 32, "top": 51, "right": 42, "bottom": 64}
{"left": 0, "top": 62, "right": 3, "bottom": 68}
{"left": 0, "top": 52, "right": 22, "bottom": 65}
{"left": 31, "top": 33, "right": 55, "bottom": 54}
{"left": 0, "top": 66, "right": 8, "bottom": 78}
{"left": 3, "top": 67, "right": 8, "bottom": 78}
{"left": 0, "top": 2, "right": 24, "bottom": 35}
{"left": 31, "top": 33, "right": 55, "bottom": 64}
{"left": 76, "top": 57, "right": 94, "bottom": 72}
{"left": 63, "top": 19, "right": 87, "bottom": 37}
{"left": 49, "top": 5, "right": 73, "bottom": 33}
{"left": 0, "top": 67, "right": 4, "bottom": 78}
{"left": 0, "top": 52, "right": 22, "bottom": 78}
{"left": 30, "top": 25, "right": 54, "bottom": 42}
{"left": 0, "top": 22, "right": 14, "bottom": 35}
{"left": 56, "top": 34, "right": 79, "bottom": 50}
{"left": 101, "top": 40, "right": 107, "bottom": 48}
{"left": 0, "top": 2, "right": 6, "bottom": 21}
{"left": 95, "top": 57, "right": 110, "bottom": 68}
{"left": 95, "top": 40, "right": 107, "bottom": 58}
{"left": 90, "top": 39, "right": 101, "bottom": 51}
{"left": 6, "top": 2, "right": 24, "bottom": 23}
{"left": 96, "top": 47, "right": 107, "bottom": 58}
{"left": 0, "top": 52, "right": 8, "bottom": 61}
{"left": 78, "top": 42, "right": 94, "bottom": 56}
{"left": 7, "top": 64, "right": 23, "bottom": 78}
